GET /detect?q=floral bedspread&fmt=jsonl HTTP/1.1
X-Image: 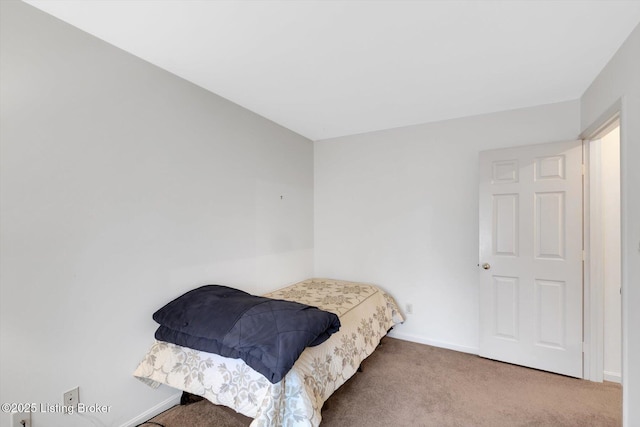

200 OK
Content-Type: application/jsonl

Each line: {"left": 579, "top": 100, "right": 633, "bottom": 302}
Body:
{"left": 133, "top": 278, "right": 404, "bottom": 427}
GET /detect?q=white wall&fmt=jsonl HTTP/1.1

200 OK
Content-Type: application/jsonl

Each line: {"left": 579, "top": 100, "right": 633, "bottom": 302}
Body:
{"left": 580, "top": 23, "right": 640, "bottom": 427}
{"left": 314, "top": 100, "right": 580, "bottom": 352}
{"left": 600, "top": 127, "right": 621, "bottom": 383}
{"left": 0, "top": 2, "right": 313, "bottom": 426}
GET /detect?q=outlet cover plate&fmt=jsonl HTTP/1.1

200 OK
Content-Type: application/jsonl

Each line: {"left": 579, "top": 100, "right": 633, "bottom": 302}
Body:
{"left": 405, "top": 303, "right": 413, "bottom": 314}
{"left": 63, "top": 387, "right": 79, "bottom": 410}
{"left": 12, "top": 410, "right": 31, "bottom": 427}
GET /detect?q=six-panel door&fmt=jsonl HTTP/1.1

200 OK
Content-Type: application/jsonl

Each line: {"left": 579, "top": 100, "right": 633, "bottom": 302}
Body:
{"left": 479, "top": 140, "right": 583, "bottom": 378}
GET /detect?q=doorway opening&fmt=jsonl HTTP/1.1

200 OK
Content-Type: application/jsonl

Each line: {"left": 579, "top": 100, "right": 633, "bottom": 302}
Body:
{"left": 585, "top": 119, "right": 622, "bottom": 384}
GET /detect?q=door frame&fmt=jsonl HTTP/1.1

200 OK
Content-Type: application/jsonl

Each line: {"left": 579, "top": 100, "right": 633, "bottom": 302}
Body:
{"left": 581, "top": 102, "right": 622, "bottom": 383}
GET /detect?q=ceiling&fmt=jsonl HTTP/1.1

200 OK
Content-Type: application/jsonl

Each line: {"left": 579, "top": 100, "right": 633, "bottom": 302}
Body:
{"left": 23, "top": 0, "right": 640, "bottom": 141}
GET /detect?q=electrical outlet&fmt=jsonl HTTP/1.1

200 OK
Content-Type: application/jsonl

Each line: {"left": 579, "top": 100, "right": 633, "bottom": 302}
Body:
{"left": 63, "top": 387, "right": 79, "bottom": 411}
{"left": 12, "top": 410, "right": 31, "bottom": 427}
{"left": 405, "top": 303, "right": 413, "bottom": 315}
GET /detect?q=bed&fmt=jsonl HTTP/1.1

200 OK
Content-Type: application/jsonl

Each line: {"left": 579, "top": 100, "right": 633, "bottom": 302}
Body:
{"left": 133, "top": 278, "right": 404, "bottom": 426}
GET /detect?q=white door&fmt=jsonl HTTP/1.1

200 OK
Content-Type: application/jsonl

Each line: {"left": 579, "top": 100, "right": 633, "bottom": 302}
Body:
{"left": 479, "top": 140, "right": 583, "bottom": 378}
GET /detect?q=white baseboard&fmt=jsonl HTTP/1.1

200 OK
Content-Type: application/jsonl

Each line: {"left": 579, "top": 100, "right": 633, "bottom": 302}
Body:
{"left": 119, "top": 392, "right": 182, "bottom": 427}
{"left": 387, "top": 331, "right": 479, "bottom": 355}
{"left": 603, "top": 371, "right": 622, "bottom": 384}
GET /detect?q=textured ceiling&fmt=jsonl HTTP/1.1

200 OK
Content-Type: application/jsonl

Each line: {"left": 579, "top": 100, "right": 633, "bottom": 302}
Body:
{"left": 23, "top": 0, "right": 640, "bottom": 140}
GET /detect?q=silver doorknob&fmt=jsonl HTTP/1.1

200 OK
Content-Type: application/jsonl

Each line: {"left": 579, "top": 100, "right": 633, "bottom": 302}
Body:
{"left": 482, "top": 263, "right": 491, "bottom": 270}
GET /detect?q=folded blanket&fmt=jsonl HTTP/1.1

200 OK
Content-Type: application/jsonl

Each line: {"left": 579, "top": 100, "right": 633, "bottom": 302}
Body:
{"left": 153, "top": 285, "right": 341, "bottom": 383}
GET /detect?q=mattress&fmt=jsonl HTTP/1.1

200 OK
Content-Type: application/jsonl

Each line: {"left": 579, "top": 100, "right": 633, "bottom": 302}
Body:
{"left": 133, "top": 278, "right": 404, "bottom": 427}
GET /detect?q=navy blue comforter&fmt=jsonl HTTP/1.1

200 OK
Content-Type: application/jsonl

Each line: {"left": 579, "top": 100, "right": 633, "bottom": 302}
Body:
{"left": 153, "top": 285, "right": 340, "bottom": 383}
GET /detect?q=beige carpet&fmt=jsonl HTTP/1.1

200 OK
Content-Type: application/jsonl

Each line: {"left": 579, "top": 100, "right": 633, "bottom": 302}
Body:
{"left": 143, "top": 337, "right": 621, "bottom": 427}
